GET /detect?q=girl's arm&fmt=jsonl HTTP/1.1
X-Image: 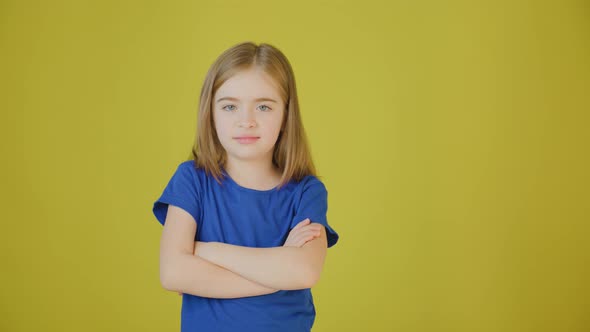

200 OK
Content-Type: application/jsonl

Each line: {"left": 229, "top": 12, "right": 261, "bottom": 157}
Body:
{"left": 160, "top": 205, "right": 279, "bottom": 298}
{"left": 164, "top": 253, "right": 280, "bottom": 299}
{"left": 194, "top": 225, "right": 328, "bottom": 290}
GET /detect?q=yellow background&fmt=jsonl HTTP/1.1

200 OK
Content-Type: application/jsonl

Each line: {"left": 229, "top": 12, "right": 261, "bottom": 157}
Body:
{"left": 1, "top": 0, "right": 588, "bottom": 331}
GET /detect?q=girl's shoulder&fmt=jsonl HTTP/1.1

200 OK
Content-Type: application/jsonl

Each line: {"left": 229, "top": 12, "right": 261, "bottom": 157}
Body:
{"left": 174, "top": 160, "right": 208, "bottom": 187}
{"left": 178, "top": 159, "right": 201, "bottom": 173}
{"left": 177, "top": 160, "right": 203, "bottom": 176}
{"left": 297, "top": 174, "right": 324, "bottom": 187}
{"left": 293, "top": 174, "right": 327, "bottom": 197}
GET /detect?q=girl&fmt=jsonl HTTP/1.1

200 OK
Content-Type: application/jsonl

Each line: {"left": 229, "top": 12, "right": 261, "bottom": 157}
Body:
{"left": 152, "top": 41, "right": 339, "bottom": 332}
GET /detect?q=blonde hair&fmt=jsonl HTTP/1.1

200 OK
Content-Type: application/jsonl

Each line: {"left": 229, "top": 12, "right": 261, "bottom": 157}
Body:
{"left": 189, "top": 41, "right": 318, "bottom": 189}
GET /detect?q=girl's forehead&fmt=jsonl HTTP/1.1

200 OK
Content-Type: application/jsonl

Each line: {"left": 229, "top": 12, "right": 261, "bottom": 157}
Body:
{"left": 215, "top": 69, "right": 282, "bottom": 100}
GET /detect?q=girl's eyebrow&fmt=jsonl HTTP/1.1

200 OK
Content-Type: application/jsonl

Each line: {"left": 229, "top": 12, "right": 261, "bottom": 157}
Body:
{"left": 215, "top": 96, "right": 278, "bottom": 103}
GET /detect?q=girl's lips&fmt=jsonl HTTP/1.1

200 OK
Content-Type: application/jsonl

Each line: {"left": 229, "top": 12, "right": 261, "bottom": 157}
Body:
{"left": 234, "top": 137, "right": 260, "bottom": 144}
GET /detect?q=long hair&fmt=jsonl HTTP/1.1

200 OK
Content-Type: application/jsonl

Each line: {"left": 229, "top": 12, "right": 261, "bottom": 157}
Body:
{"left": 189, "top": 41, "right": 317, "bottom": 189}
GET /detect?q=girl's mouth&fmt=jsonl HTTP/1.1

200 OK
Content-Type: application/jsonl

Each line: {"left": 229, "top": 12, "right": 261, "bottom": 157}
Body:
{"left": 234, "top": 137, "right": 260, "bottom": 144}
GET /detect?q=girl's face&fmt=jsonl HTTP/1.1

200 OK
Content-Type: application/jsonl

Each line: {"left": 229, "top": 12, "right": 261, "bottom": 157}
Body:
{"left": 213, "top": 67, "right": 285, "bottom": 166}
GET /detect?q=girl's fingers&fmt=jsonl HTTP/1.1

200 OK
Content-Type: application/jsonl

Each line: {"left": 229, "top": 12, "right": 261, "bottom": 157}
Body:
{"left": 309, "top": 224, "right": 322, "bottom": 232}
{"left": 299, "top": 227, "right": 321, "bottom": 238}
{"left": 284, "top": 220, "right": 320, "bottom": 247}
{"left": 296, "top": 234, "right": 313, "bottom": 247}
{"left": 292, "top": 224, "right": 320, "bottom": 237}
{"left": 292, "top": 234, "right": 306, "bottom": 246}
{"left": 302, "top": 224, "right": 321, "bottom": 232}
{"left": 300, "top": 234, "right": 319, "bottom": 247}
{"left": 295, "top": 229, "right": 315, "bottom": 241}
{"left": 289, "top": 221, "right": 318, "bottom": 241}
{"left": 294, "top": 230, "right": 321, "bottom": 246}
{"left": 292, "top": 218, "right": 310, "bottom": 231}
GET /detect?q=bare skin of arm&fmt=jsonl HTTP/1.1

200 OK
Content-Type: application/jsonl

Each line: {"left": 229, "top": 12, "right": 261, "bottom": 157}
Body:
{"left": 161, "top": 206, "right": 286, "bottom": 299}
{"left": 172, "top": 219, "right": 321, "bottom": 297}
{"left": 192, "top": 219, "right": 327, "bottom": 291}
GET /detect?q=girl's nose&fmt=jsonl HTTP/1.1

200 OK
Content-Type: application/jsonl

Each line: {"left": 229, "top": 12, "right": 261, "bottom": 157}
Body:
{"left": 238, "top": 109, "right": 257, "bottom": 128}
{"left": 238, "top": 120, "right": 256, "bottom": 128}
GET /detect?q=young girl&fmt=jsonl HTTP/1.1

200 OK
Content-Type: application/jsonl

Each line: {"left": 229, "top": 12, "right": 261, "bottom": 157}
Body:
{"left": 152, "top": 41, "right": 339, "bottom": 332}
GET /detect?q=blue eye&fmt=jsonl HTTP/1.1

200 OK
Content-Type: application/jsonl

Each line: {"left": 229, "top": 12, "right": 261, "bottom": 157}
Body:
{"left": 222, "top": 104, "right": 271, "bottom": 112}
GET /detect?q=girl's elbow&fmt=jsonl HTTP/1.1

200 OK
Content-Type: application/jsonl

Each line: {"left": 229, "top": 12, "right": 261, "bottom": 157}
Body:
{"left": 299, "top": 255, "right": 323, "bottom": 288}
{"left": 283, "top": 268, "right": 317, "bottom": 290}
{"left": 159, "top": 258, "right": 180, "bottom": 291}
{"left": 303, "top": 266, "right": 321, "bottom": 288}
{"left": 160, "top": 267, "right": 175, "bottom": 291}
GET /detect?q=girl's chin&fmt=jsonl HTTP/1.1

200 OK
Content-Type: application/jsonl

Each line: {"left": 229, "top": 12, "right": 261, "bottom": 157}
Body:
{"left": 226, "top": 150, "right": 274, "bottom": 161}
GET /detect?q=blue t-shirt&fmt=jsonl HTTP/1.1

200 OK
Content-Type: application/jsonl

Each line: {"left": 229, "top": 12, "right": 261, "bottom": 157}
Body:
{"left": 152, "top": 160, "right": 339, "bottom": 332}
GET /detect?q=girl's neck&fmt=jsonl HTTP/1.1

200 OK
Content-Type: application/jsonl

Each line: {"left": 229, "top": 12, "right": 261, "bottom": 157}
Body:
{"left": 224, "top": 158, "right": 281, "bottom": 191}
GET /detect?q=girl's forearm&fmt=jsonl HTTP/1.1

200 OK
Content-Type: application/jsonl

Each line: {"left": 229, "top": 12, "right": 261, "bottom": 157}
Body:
{"left": 164, "top": 252, "right": 279, "bottom": 299}
{"left": 194, "top": 241, "right": 313, "bottom": 290}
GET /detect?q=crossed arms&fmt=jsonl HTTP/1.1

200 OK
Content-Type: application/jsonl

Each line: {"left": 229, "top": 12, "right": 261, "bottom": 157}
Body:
{"left": 159, "top": 205, "right": 328, "bottom": 299}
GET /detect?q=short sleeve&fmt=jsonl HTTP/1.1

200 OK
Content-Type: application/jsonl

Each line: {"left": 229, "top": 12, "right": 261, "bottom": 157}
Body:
{"left": 152, "top": 161, "right": 201, "bottom": 227}
{"left": 291, "top": 177, "right": 339, "bottom": 248}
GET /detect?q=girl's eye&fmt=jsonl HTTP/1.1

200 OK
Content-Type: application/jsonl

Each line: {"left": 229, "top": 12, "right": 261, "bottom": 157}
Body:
{"left": 222, "top": 104, "right": 271, "bottom": 112}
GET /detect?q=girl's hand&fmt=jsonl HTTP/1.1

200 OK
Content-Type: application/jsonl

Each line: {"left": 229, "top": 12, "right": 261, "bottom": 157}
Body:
{"left": 283, "top": 218, "right": 322, "bottom": 247}
{"left": 175, "top": 226, "right": 318, "bottom": 296}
